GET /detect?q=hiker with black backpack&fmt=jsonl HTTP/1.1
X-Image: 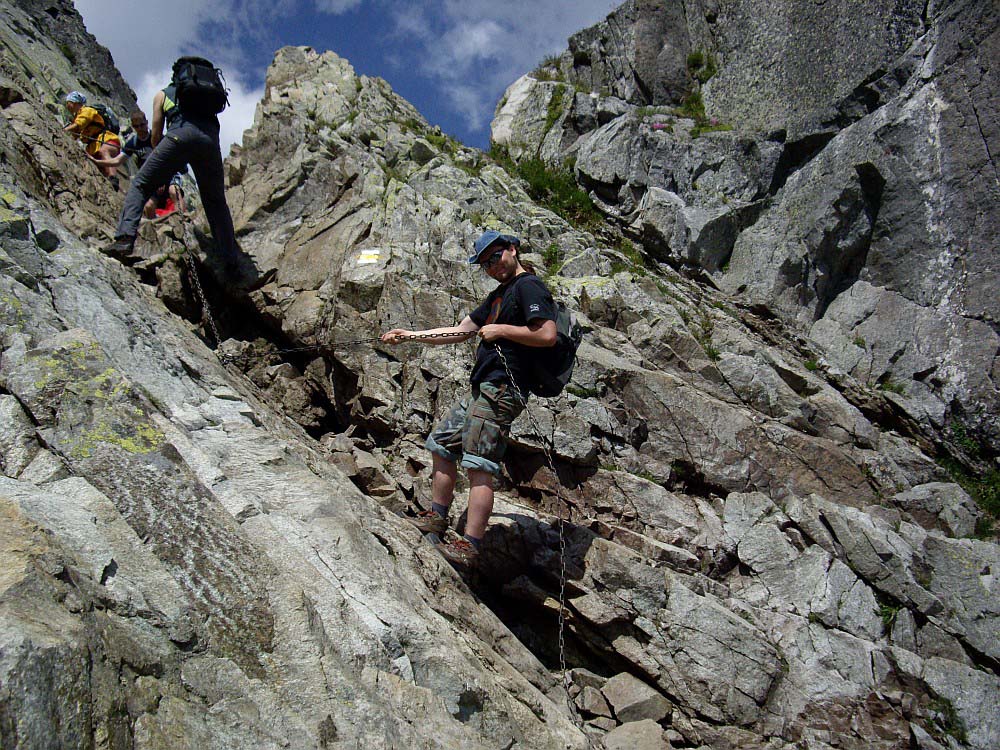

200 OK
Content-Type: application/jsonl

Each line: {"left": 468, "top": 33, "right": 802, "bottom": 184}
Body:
{"left": 380, "top": 231, "right": 559, "bottom": 567}
{"left": 63, "top": 91, "right": 122, "bottom": 189}
{"left": 104, "top": 57, "right": 237, "bottom": 273}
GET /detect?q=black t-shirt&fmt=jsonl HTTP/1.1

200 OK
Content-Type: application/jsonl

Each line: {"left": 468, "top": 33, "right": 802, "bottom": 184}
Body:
{"left": 469, "top": 273, "right": 557, "bottom": 391}
{"left": 123, "top": 133, "right": 154, "bottom": 168}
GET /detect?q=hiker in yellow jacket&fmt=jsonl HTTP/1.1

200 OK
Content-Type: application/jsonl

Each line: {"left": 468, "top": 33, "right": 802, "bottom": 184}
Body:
{"left": 63, "top": 91, "right": 121, "bottom": 188}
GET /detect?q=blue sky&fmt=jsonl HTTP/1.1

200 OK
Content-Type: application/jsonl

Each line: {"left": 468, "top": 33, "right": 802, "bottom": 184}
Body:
{"left": 75, "top": 0, "right": 617, "bottom": 155}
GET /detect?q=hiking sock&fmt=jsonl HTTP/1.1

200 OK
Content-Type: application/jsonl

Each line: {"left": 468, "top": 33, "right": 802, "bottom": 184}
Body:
{"left": 431, "top": 503, "right": 449, "bottom": 518}
{"left": 463, "top": 534, "right": 482, "bottom": 549}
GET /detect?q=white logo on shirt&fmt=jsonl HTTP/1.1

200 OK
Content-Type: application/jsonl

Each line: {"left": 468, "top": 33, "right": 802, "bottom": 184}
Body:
{"left": 530, "top": 304, "right": 540, "bottom": 312}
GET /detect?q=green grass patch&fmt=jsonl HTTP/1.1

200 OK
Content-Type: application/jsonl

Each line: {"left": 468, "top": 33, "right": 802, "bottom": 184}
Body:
{"left": 425, "top": 132, "right": 449, "bottom": 150}
{"left": 879, "top": 379, "right": 906, "bottom": 395}
{"left": 618, "top": 238, "right": 643, "bottom": 266}
{"left": 928, "top": 697, "right": 968, "bottom": 745}
{"left": 542, "top": 242, "right": 563, "bottom": 276}
{"left": 673, "top": 89, "right": 733, "bottom": 138}
{"left": 675, "top": 91, "right": 706, "bottom": 121}
{"left": 686, "top": 50, "right": 718, "bottom": 84}
{"left": 532, "top": 54, "right": 564, "bottom": 82}
{"left": 610, "top": 238, "right": 647, "bottom": 276}
{"left": 939, "top": 457, "right": 1000, "bottom": 535}
{"left": 804, "top": 359, "right": 819, "bottom": 371}
{"left": 489, "top": 145, "right": 602, "bottom": 230}
{"left": 950, "top": 421, "right": 983, "bottom": 458}
{"left": 690, "top": 310, "right": 720, "bottom": 361}
{"left": 878, "top": 603, "right": 900, "bottom": 632}
{"left": 545, "top": 84, "right": 568, "bottom": 133}
{"left": 853, "top": 335, "right": 867, "bottom": 348}
{"left": 566, "top": 385, "right": 602, "bottom": 399}
{"left": 59, "top": 44, "right": 77, "bottom": 64}
{"left": 690, "top": 121, "right": 734, "bottom": 138}
{"left": 400, "top": 117, "right": 423, "bottom": 134}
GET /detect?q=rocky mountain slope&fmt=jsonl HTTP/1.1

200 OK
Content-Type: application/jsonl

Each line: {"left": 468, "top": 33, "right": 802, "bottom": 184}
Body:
{"left": 493, "top": 0, "right": 998, "bottom": 461}
{"left": 1, "top": 2, "right": 998, "bottom": 749}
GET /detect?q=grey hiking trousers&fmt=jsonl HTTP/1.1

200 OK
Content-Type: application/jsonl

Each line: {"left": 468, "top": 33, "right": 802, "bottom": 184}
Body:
{"left": 115, "top": 122, "right": 237, "bottom": 262}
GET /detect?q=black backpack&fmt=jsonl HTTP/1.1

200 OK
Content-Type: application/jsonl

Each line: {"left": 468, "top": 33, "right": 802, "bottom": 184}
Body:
{"left": 92, "top": 103, "right": 120, "bottom": 135}
{"left": 525, "top": 297, "right": 584, "bottom": 398}
{"left": 171, "top": 56, "right": 229, "bottom": 116}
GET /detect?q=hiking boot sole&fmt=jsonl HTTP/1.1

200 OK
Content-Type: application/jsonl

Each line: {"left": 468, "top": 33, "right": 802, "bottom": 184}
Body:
{"left": 435, "top": 540, "right": 480, "bottom": 568}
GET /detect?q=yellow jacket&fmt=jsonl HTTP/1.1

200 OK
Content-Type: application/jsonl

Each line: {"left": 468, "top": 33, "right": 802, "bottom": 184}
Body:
{"left": 70, "top": 105, "right": 121, "bottom": 156}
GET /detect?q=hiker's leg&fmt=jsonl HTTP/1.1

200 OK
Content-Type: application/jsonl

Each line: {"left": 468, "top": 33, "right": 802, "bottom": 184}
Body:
{"left": 431, "top": 453, "right": 458, "bottom": 508}
{"left": 465, "top": 470, "right": 494, "bottom": 539}
{"left": 116, "top": 133, "right": 188, "bottom": 238}
{"left": 425, "top": 393, "right": 470, "bottom": 510}
{"left": 170, "top": 182, "right": 186, "bottom": 212}
{"left": 188, "top": 129, "right": 237, "bottom": 263}
{"left": 96, "top": 142, "right": 119, "bottom": 179}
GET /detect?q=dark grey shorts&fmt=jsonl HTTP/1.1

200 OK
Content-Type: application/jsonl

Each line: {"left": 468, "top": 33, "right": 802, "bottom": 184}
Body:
{"left": 425, "top": 382, "right": 525, "bottom": 475}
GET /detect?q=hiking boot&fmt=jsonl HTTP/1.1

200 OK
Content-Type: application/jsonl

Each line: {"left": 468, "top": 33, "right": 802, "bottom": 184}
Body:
{"left": 102, "top": 235, "right": 135, "bottom": 260}
{"left": 406, "top": 510, "right": 448, "bottom": 535}
{"left": 436, "top": 538, "right": 480, "bottom": 567}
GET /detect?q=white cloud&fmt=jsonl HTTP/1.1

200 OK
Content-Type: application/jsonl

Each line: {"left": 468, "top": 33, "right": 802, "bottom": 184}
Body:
{"left": 382, "top": 0, "right": 615, "bottom": 133}
{"left": 219, "top": 79, "right": 265, "bottom": 156}
{"left": 314, "top": 0, "right": 365, "bottom": 11}
{"left": 439, "top": 20, "right": 506, "bottom": 65}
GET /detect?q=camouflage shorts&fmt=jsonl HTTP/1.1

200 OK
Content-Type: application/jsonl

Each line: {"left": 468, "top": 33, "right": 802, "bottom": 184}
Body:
{"left": 425, "top": 381, "right": 525, "bottom": 475}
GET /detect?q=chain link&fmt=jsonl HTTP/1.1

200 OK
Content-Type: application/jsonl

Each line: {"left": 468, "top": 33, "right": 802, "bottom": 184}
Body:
{"left": 274, "top": 330, "right": 471, "bottom": 355}
{"left": 492, "top": 343, "right": 592, "bottom": 743}
{"left": 183, "top": 251, "right": 232, "bottom": 365}
{"left": 183, "top": 252, "right": 470, "bottom": 363}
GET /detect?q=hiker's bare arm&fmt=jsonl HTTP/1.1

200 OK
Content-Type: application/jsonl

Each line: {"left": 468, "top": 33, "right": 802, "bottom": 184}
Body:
{"left": 151, "top": 91, "right": 166, "bottom": 147}
{"left": 381, "top": 316, "right": 479, "bottom": 345}
{"left": 88, "top": 151, "right": 128, "bottom": 168}
{"left": 478, "top": 319, "right": 557, "bottom": 347}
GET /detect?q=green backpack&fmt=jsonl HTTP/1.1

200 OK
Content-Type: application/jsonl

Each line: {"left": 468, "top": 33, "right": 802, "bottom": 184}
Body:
{"left": 526, "top": 301, "right": 583, "bottom": 397}
{"left": 92, "top": 103, "right": 120, "bottom": 134}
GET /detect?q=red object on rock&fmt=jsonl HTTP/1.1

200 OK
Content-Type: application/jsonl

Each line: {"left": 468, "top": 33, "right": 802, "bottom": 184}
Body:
{"left": 155, "top": 197, "right": 176, "bottom": 218}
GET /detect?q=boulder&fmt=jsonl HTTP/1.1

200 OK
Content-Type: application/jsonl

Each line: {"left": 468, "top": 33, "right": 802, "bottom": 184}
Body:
{"left": 601, "top": 673, "right": 671, "bottom": 724}
{"left": 602, "top": 719, "right": 672, "bottom": 750}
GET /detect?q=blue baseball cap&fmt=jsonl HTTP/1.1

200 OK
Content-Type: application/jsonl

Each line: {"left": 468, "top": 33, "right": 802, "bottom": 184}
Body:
{"left": 468, "top": 231, "right": 520, "bottom": 264}
{"left": 65, "top": 91, "right": 87, "bottom": 104}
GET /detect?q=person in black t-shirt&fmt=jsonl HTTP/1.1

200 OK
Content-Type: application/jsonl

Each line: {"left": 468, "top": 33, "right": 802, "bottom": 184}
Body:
{"left": 381, "top": 231, "right": 557, "bottom": 567}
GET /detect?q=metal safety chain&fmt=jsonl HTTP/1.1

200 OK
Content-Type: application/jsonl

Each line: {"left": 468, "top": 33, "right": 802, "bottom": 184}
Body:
{"left": 275, "top": 330, "right": 471, "bottom": 355}
{"left": 181, "top": 254, "right": 471, "bottom": 364}
{"left": 492, "top": 343, "right": 592, "bottom": 743}
{"left": 183, "top": 251, "right": 232, "bottom": 365}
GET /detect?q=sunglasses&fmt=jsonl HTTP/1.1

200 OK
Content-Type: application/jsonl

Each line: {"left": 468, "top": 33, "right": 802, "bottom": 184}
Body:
{"left": 480, "top": 248, "right": 505, "bottom": 270}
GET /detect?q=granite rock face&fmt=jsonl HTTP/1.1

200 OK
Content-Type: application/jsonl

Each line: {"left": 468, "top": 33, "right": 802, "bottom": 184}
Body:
{"left": 1, "top": 4, "right": 998, "bottom": 750}
{"left": 492, "top": 0, "right": 999, "bottom": 451}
